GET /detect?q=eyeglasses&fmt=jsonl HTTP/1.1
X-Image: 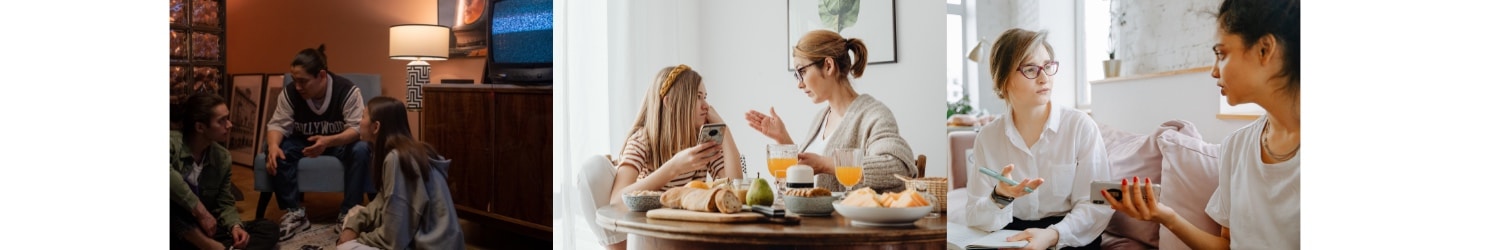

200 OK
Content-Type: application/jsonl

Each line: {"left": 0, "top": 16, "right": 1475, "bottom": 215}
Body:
{"left": 1016, "top": 61, "right": 1060, "bottom": 79}
{"left": 791, "top": 60, "right": 824, "bottom": 82}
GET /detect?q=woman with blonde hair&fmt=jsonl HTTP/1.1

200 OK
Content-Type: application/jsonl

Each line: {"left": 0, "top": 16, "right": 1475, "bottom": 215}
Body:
{"left": 603, "top": 64, "right": 744, "bottom": 249}
{"left": 1106, "top": 0, "right": 1300, "bottom": 248}
{"left": 744, "top": 29, "right": 916, "bottom": 193}
{"left": 608, "top": 64, "right": 744, "bottom": 202}
{"left": 964, "top": 28, "right": 1112, "bottom": 250}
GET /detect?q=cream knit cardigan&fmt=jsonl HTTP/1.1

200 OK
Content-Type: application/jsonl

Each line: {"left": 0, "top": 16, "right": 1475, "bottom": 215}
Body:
{"left": 800, "top": 94, "right": 917, "bottom": 193}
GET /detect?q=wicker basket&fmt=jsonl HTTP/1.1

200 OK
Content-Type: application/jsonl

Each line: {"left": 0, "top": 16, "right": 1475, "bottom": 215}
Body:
{"left": 902, "top": 177, "right": 949, "bottom": 212}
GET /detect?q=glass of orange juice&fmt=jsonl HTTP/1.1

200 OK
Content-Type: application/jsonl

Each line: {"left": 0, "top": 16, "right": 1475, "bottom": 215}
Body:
{"left": 832, "top": 148, "right": 864, "bottom": 195}
{"left": 767, "top": 144, "right": 799, "bottom": 200}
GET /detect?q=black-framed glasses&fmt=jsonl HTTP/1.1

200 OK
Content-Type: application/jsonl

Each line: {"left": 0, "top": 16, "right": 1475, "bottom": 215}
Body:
{"left": 1017, "top": 61, "right": 1060, "bottom": 79}
{"left": 791, "top": 60, "right": 824, "bottom": 82}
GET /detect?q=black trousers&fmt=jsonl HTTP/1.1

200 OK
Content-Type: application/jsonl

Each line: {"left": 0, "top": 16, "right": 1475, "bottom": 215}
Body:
{"left": 1003, "top": 216, "right": 1104, "bottom": 250}
{"left": 170, "top": 219, "right": 279, "bottom": 250}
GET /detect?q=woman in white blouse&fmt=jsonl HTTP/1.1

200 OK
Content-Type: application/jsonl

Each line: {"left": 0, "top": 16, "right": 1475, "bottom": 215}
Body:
{"left": 1105, "top": 0, "right": 1300, "bottom": 249}
{"left": 965, "top": 28, "right": 1112, "bottom": 250}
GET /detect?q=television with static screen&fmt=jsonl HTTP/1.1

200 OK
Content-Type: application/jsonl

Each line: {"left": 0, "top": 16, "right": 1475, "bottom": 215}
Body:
{"left": 487, "top": 0, "right": 553, "bottom": 84}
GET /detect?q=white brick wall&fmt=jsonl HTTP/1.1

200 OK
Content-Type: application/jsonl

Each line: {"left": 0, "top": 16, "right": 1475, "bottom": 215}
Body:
{"left": 1111, "top": 0, "right": 1219, "bottom": 76}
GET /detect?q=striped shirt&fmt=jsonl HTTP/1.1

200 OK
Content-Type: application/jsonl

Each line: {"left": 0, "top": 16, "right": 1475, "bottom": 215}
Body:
{"left": 616, "top": 130, "right": 727, "bottom": 191}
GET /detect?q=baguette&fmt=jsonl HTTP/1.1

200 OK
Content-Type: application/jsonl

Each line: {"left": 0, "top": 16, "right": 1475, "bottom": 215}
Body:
{"left": 660, "top": 187, "right": 691, "bottom": 209}
{"left": 714, "top": 188, "right": 743, "bottom": 213}
{"left": 661, "top": 187, "right": 746, "bottom": 214}
{"left": 681, "top": 188, "right": 720, "bottom": 212}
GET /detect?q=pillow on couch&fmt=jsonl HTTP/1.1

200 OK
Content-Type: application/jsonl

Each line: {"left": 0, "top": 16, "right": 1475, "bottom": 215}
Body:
{"left": 1095, "top": 122, "right": 1163, "bottom": 248}
{"left": 1155, "top": 121, "right": 1223, "bottom": 250}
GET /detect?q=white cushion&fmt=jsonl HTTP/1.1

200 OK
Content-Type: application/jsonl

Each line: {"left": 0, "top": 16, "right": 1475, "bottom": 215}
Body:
{"left": 1155, "top": 124, "right": 1224, "bottom": 250}
{"left": 1097, "top": 121, "right": 1164, "bottom": 248}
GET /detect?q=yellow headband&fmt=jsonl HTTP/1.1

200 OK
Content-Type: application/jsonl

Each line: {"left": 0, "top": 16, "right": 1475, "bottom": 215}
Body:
{"left": 659, "top": 64, "right": 691, "bottom": 97}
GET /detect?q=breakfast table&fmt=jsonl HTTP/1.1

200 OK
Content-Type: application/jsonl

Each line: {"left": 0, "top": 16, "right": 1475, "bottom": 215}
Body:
{"left": 595, "top": 203, "right": 946, "bottom": 249}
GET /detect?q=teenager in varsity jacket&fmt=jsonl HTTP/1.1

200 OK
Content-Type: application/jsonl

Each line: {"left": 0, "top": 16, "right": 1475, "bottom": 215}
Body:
{"left": 263, "top": 45, "right": 373, "bottom": 240}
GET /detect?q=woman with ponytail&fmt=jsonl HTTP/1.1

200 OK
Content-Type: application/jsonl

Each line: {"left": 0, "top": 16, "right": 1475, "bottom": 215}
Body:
{"left": 337, "top": 96, "right": 463, "bottom": 250}
{"left": 744, "top": 30, "right": 917, "bottom": 194}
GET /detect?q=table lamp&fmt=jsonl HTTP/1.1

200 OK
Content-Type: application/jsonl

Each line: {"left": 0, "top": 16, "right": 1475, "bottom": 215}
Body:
{"left": 389, "top": 24, "right": 450, "bottom": 111}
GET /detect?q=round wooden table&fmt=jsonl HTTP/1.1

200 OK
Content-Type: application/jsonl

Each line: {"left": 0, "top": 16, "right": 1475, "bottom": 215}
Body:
{"left": 595, "top": 203, "right": 945, "bottom": 249}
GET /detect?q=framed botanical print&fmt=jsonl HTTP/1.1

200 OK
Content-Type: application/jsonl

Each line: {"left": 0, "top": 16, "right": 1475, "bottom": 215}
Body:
{"left": 787, "top": 0, "right": 898, "bottom": 70}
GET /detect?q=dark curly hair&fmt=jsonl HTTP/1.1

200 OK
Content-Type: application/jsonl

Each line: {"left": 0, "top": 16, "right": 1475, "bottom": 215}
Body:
{"left": 1219, "top": 0, "right": 1299, "bottom": 97}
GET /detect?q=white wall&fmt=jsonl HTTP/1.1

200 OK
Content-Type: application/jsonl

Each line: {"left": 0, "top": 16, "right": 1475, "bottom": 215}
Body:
{"left": 972, "top": 0, "right": 1081, "bottom": 114}
{"left": 697, "top": 0, "right": 948, "bottom": 179}
{"left": 972, "top": 0, "right": 1033, "bottom": 115}
{"left": 608, "top": 0, "right": 702, "bottom": 152}
{"left": 1090, "top": 72, "right": 1253, "bottom": 144}
{"left": 1039, "top": 0, "right": 1080, "bottom": 110}
{"left": 1110, "top": 0, "right": 1219, "bottom": 76}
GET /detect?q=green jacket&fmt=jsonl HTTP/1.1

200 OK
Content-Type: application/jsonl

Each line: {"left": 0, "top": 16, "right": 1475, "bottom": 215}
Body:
{"left": 169, "top": 131, "right": 241, "bottom": 228}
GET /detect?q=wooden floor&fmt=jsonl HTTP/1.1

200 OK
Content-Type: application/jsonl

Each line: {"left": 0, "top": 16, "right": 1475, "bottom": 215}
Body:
{"left": 226, "top": 164, "right": 547, "bottom": 249}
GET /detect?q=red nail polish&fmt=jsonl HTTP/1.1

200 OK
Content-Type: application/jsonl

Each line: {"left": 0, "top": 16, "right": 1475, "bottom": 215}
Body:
{"left": 1121, "top": 179, "right": 1127, "bottom": 186}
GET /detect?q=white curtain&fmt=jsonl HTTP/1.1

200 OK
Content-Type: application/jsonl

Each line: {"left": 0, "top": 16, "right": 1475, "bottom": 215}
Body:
{"left": 555, "top": 0, "right": 613, "bottom": 249}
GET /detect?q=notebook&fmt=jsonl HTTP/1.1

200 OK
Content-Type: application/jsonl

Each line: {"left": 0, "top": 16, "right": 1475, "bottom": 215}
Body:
{"left": 947, "top": 222, "right": 1029, "bottom": 250}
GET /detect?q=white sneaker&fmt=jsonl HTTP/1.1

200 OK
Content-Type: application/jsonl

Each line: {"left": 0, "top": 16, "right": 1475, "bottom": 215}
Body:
{"left": 278, "top": 208, "right": 310, "bottom": 241}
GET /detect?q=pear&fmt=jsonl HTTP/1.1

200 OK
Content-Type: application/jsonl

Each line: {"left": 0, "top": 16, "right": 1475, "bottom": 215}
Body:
{"left": 747, "top": 177, "right": 775, "bottom": 206}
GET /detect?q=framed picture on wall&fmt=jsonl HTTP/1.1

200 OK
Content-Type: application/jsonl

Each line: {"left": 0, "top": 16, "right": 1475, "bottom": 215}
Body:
{"left": 438, "top": 0, "right": 490, "bottom": 58}
{"left": 228, "top": 74, "right": 267, "bottom": 166}
{"left": 261, "top": 74, "right": 286, "bottom": 149}
{"left": 786, "top": 0, "right": 898, "bottom": 70}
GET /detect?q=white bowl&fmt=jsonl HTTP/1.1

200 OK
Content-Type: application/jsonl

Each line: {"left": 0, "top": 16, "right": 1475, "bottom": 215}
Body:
{"left": 832, "top": 203, "right": 933, "bottom": 226}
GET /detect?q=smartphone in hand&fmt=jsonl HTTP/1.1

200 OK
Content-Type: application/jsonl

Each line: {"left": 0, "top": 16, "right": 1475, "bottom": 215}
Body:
{"left": 1090, "top": 180, "right": 1162, "bottom": 205}
{"left": 699, "top": 123, "right": 727, "bottom": 145}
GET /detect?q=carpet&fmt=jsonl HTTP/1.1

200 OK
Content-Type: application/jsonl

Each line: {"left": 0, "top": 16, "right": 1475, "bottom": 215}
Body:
{"left": 277, "top": 223, "right": 340, "bottom": 250}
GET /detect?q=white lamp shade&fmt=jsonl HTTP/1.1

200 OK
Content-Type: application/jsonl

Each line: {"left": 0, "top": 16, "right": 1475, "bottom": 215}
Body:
{"left": 389, "top": 24, "right": 451, "bottom": 61}
{"left": 967, "top": 38, "right": 988, "bottom": 63}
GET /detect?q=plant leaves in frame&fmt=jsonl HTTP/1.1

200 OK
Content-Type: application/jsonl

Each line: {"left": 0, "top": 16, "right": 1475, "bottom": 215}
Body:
{"left": 818, "top": 0, "right": 860, "bottom": 33}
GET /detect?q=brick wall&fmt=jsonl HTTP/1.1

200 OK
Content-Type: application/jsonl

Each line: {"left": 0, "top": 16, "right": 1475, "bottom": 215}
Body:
{"left": 1110, "top": 0, "right": 1220, "bottom": 76}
